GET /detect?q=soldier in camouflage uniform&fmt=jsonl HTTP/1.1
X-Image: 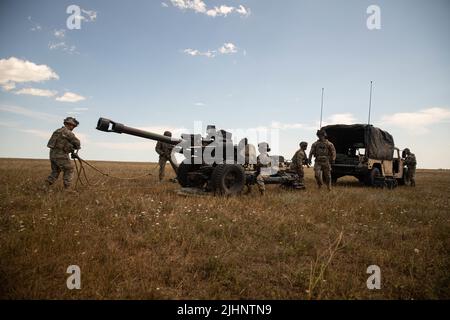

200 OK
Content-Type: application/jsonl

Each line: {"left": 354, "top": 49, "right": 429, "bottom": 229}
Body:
{"left": 403, "top": 148, "right": 417, "bottom": 187}
{"left": 308, "top": 129, "right": 336, "bottom": 190}
{"left": 45, "top": 117, "right": 81, "bottom": 190}
{"left": 290, "top": 141, "right": 308, "bottom": 188}
{"left": 155, "top": 131, "right": 178, "bottom": 182}
{"left": 255, "top": 142, "right": 273, "bottom": 196}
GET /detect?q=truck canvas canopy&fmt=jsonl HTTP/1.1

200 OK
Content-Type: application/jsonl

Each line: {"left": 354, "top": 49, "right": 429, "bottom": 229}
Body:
{"left": 322, "top": 124, "right": 395, "bottom": 161}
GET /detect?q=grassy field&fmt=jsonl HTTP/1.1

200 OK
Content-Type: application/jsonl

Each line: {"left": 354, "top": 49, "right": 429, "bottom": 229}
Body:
{"left": 0, "top": 158, "right": 449, "bottom": 299}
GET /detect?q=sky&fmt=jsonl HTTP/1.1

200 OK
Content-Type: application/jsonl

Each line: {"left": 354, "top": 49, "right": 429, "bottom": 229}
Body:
{"left": 0, "top": 0, "right": 449, "bottom": 168}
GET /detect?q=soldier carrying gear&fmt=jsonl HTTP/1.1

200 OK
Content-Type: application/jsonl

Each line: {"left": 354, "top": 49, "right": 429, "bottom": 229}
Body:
{"left": 45, "top": 117, "right": 81, "bottom": 190}
{"left": 308, "top": 129, "right": 336, "bottom": 191}
{"left": 155, "top": 131, "right": 178, "bottom": 182}
{"left": 403, "top": 148, "right": 417, "bottom": 187}
{"left": 290, "top": 141, "right": 308, "bottom": 189}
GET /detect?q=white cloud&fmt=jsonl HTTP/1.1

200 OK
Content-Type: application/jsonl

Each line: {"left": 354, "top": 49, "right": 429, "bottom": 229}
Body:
{"left": 2, "top": 82, "right": 16, "bottom": 91}
{"left": 15, "top": 88, "right": 57, "bottom": 97}
{"left": 381, "top": 107, "right": 450, "bottom": 134}
{"left": 0, "top": 105, "right": 60, "bottom": 122}
{"left": 207, "top": 5, "right": 234, "bottom": 17}
{"left": 161, "top": 2, "right": 169, "bottom": 7}
{"left": 194, "top": 102, "right": 205, "bottom": 106}
{"left": 81, "top": 9, "right": 97, "bottom": 22}
{"left": 54, "top": 29, "right": 65, "bottom": 39}
{"left": 0, "top": 57, "right": 59, "bottom": 90}
{"left": 49, "top": 41, "right": 78, "bottom": 54}
{"left": 56, "top": 92, "right": 86, "bottom": 103}
{"left": 218, "top": 42, "right": 237, "bottom": 54}
{"left": 236, "top": 5, "right": 250, "bottom": 17}
{"left": 183, "top": 48, "right": 215, "bottom": 58}
{"left": 184, "top": 42, "right": 239, "bottom": 58}
{"left": 169, "top": 0, "right": 250, "bottom": 17}
{"left": 270, "top": 121, "right": 303, "bottom": 130}
{"left": 326, "top": 113, "right": 357, "bottom": 125}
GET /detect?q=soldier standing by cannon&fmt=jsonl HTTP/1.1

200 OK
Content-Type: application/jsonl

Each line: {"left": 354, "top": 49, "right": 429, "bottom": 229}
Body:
{"left": 308, "top": 129, "right": 336, "bottom": 191}
{"left": 155, "top": 131, "right": 178, "bottom": 182}
{"left": 291, "top": 141, "right": 308, "bottom": 189}
{"left": 44, "top": 117, "right": 81, "bottom": 191}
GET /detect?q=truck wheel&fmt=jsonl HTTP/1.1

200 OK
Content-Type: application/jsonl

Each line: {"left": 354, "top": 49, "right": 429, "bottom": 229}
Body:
{"left": 366, "top": 167, "right": 381, "bottom": 186}
{"left": 177, "top": 161, "right": 199, "bottom": 187}
{"left": 211, "top": 164, "right": 245, "bottom": 196}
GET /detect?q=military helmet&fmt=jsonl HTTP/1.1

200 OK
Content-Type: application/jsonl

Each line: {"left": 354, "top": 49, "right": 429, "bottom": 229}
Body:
{"left": 258, "top": 142, "right": 271, "bottom": 152}
{"left": 300, "top": 141, "right": 308, "bottom": 147}
{"left": 63, "top": 117, "right": 79, "bottom": 127}
{"left": 163, "top": 131, "right": 172, "bottom": 137}
{"left": 316, "top": 129, "right": 327, "bottom": 137}
{"left": 404, "top": 148, "right": 410, "bottom": 154}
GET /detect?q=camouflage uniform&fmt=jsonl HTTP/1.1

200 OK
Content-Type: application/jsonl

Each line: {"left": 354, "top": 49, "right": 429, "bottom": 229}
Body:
{"left": 290, "top": 142, "right": 308, "bottom": 186}
{"left": 404, "top": 152, "right": 417, "bottom": 187}
{"left": 309, "top": 137, "right": 336, "bottom": 190}
{"left": 46, "top": 126, "right": 81, "bottom": 188}
{"left": 256, "top": 152, "right": 272, "bottom": 194}
{"left": 155, "top": 136, "right": 177, "bottom": 181}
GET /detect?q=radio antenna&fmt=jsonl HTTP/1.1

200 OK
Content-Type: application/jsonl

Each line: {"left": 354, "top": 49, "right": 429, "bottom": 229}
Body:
{"left": 320, "top": 87, "right": 324, "bottom": 128}
{"left": 368, "top": 81, "right": 373, "bottom": 125}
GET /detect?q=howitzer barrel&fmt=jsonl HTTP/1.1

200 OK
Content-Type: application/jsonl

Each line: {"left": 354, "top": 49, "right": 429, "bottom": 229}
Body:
{"left": 96, "top": 118, "right": 181, "bottom": 145}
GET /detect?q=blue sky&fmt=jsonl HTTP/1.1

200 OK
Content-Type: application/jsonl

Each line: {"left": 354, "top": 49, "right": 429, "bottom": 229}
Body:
{"left": 0, "top": 0, "right": 449, "bottom": 168}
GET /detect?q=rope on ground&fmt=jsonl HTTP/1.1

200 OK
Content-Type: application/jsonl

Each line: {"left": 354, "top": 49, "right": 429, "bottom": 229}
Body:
{"left": 73, "top": 154, "right": 155, "bottom": 188}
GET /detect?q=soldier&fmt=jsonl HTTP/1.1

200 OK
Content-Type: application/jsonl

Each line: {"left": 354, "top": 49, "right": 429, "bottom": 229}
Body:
{"left": 255, "top": 142, "right": 274, "bottom": 195}
{"left": 155, "top": 131, "right": 178, "bottom": 182}
{"left": 291, "top": 141, "right": 308, "bottom": 188}
{"left": 45, "top": 117, "right": 81, "bottom": 190}
{"left": 403, "top": 148, "right": 417, "bottom": 187}
{"left": 308, "top": 129, "right": 336, "bottom": 190}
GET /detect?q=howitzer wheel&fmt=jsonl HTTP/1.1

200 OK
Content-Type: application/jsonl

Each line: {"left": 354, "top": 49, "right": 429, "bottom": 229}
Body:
{"left": 177, "top": 161, "right": 201, "bottom": 188}
{"left": 211, "top": 164, "right": 245, "bottom": 196}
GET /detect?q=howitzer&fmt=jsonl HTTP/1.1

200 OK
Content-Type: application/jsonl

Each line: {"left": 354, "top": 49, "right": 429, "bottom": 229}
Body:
{"left": 96, "top": 117, "right": 302, "bottom": 195}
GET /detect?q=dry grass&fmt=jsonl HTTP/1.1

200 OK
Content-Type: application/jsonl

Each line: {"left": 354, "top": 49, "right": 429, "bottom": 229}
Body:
{"left": 0, "top": 158, "right": 449, "bottom": 299}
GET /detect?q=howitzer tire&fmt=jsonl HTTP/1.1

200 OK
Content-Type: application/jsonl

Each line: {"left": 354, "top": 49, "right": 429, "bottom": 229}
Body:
{"left": 177, "top": 162, "right": 199, "bottom": 187}
{"left": 211, "top": 164, "right": 245, "bottom": 196}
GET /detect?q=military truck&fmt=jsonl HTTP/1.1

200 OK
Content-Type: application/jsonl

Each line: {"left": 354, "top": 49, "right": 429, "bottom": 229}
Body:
{"left": 322, "top": 124, "right": 406, "bottom": 188}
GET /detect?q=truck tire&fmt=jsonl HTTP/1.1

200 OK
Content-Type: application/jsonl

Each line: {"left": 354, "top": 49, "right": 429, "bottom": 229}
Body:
{"left": 366, "top": 167, "right": 381, "bottom": 186}
{"left": 211, "top": 164, "right": 245, "bottom": 196}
